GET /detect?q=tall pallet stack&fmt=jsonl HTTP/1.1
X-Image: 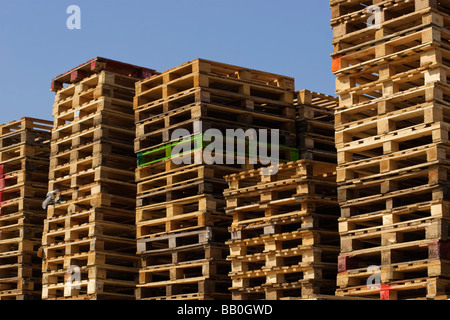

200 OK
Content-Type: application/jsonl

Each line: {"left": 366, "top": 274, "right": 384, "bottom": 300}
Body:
{"left": 331, "top": 0, "right": 450, "bottom": 299}
{"left": 0, "top": 117, "right": 52, "bottom": 300}
{"left": 133, "top": 58, "right": 298, "bottom": 300}
{"left": 41, "top": 57, "right": 156, "bottom": 300}
{"left": 224, "top": 91, "right": 340, "bottom": 300}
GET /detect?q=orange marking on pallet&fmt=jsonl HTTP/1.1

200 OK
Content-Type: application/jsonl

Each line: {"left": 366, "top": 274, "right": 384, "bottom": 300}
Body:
{"left": 380, "top": 284, "right": 391, "bottom": 300}
{"left": 332, "top": 55, "right": 342, "bottom": 73}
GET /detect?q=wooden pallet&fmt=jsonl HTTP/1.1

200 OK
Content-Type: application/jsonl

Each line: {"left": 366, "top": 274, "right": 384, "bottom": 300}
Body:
{"left": 50, "top": 123, "right": 135, "bottom": 155}
{"left": 135, "top": 78, "right": 294, "bottom": 113}
{"left": 47, "top": 191, "right": 136, "bottom": 218}
{"left": 52, "top": 106, "right": 135, "bottom": 143}
{"left": 136, "top": 154, "right": 213, "bottom": 180}
{"left": 42, "top": 264, "right": 137, "bottom": 300}
{"left": 139, "top": 242, "right": 229, "bottom": 287}
{"left": 1, "top": 182, "right": 48, "bottom": 205}
{"left": 227, "top": 208, "right": 340, "bottom": 243}
{"left": 53, "top": 86, "right": 132, "bottom": 119}
{"left": 49, "top": 165, "right": 135, "bottom": 192}
{"left": 339, "top": 198, "right": 449, "bottom": 232}
{"left": 136, "top": 277, "right": 231, "bottom": 300}
{"left": 337, "top": 163, "right": 449, "bottom": 204}
{"left": 1, "top": 169, "right": 48, "bottom": 190}
{"left": 336, "top": 142, "right": 449, "bottom": 183}
{"left": 0, "top": 221, "right": 43, "bottom": 244}
{"left": 227, "top": 229, "right": 340, "bottom": 259}
{"left": 42, "top": 292, "right": 136, "bottom": 300}
{"left": 0, "top": 143, "right": 50, "bottom": 163}
{"left": 336, "top": 101, "right": 450, "bottom": 149}
{"left": 333, "top": 23, "right": 440, "bottom": 74}
{"left": 334, "top": 30, "right": 447, "bottom": 80}
{"left": 336, "top": 63, "right": 439, "bottom": 107}
{"left": 224, "top": 160, "right": 337, "bottom": 213}
{"left": 135, "top": 58, "right": 294, "bottom": 104}
{"left": 340, "top": 216, "right": 450, "bottom": 253}
{"left": 230, "top": 278, "right": 337, "bottom": 300}
{"left": 0, "top": 199, "right": 45, "bottom": 218}
{"left": 136, "top": 194, "right": 227, "bottom": 237}
{"left": 228, "top": 244, "right": 338, "bottom": 278}
{"left": 50, "top": 138, "right": 135, "bottom": 173}
{"left": 42, "top": 240, "right": 138, "bottom": 273}
{"left": 134, "top": 118, "right": 297, "bottom": 155}
{"left": 136, "top": 101, "right": 295, "bottom": 133}
{"left": 136, "top": 163, "right": 237, "bottom": 192}
{"left": 335, "top": 87, "right": 437, "bottom": 138}
{"left": 54, "top": 97, "right": 135, "bottom": 134}
{"left": 331, "top": 3, "right": 444, "bottom": 44}
{"left": 0, "top": 212, "right": 47, "bottom": 234}
{"left": 134, "top": 86, "right": 296, "bottom": 127}
{"left": 0, "top": 130, "right": 50, "bottom": 151}
{"left": 50, "top": 56, "right": 156, "bottom": 93}
{"left": 137, "top": 227, "right": 229, "bottom": 254}
{"left": 337, "top": 122, "right": 449, "bottom": 165}
{"left": 1, "top": 156, "right": 48, "bottom": 177}
{"left": 0, "top": 289, "right": 41, "bottom": 300}
{"left": 339, "top": 181, "right": 446, "bottom": 216}
{"left": 134, "top": 119, "right": 297, "bottom": 155}
{"left": 0, "top": 118, "right": 52, "bottom": 137}
{"left": 337, "top": 258, "right": 450, "bottom": 288}
{"left": 136, "top": 193, "right": 223, "bottom": 224}
{"left": 42, "top": 218, "right": 135, "bottom": 248}
{"left": 137, "top": 178, "right": 228, "bottom": 207}
{"left": 136, "top": 138, "right": 299, "bottom": 173}
{"left": 296, "top": 90, "right": 338, "bottom": 114}
{"left": 336, "top": 276, "right": 450, "bottom": 300}
{"left": 44, "top": 206, "right": 135, "bottom": 232}
{"left": 337, "top": 238, "right": 450, "bottom": 277}
{"left": 335, "top": 49, "right": 448, "bottom": 105}
{"left": 139, "top": 259, "right": 230, "bottom": 293}
{"left": 0, "top": 237, "right": 41, "bottom": 256}
{"left": 225, "top": 159, "right": 336, "bottom": 191}
{"left": 331, "top": 5, "right": 442, "bottom": 52}
{"left": 0, "top": 266, "right": 41, "bottom": 292}
{"left": 225, "top": 186, "right": 338, "bottom": 231}
{"left": 329, "top": 0, "right": 436, "bottom": 20}
{"left": 297, "top": 133, "right": 337, "bottom": 164}
{"left": 50, "top": 152, "right": 135, "bottom": 181}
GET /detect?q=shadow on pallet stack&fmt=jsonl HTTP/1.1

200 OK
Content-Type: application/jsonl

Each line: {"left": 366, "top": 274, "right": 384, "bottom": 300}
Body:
{"left": 0, "top": 118, "right": 52, "bottom": 300}
{"left": 224, "top": 90, "right": 342, "bottom": 300}
{"left": 134, "top": 58, "right": 298, "bottom": 300}
{"left": 331, "top": 0, "right": 450, "bottom": 299}
{"left": 296, "top": 90, "right": 338, "bottom": 163}
{"left": 41, "top": 57, "right": 156, "bottom": 300}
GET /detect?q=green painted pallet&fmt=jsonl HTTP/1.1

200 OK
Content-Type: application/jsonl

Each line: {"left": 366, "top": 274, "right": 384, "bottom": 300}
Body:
{"left": 137, "top": 134, "right": 299, "bottom": 167}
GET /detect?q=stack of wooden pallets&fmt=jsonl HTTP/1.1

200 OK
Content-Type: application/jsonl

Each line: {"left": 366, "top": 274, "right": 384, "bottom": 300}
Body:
{"left": 133, "top": 58, "right": 298, "bottom": 300}
{"left": 0, "top": 117, "right": 52, "bottom": 300}
{"left": 331, "top": 0, "right": 450, "bottom": 299}
{"left": 296, "top": 90, "right": 338, "bottom": 163}
{"left": 41, "top": 57, "right": 156, "bottom": 300}
{"left": 224, "top": 90, "right": 340, "bottom": 300}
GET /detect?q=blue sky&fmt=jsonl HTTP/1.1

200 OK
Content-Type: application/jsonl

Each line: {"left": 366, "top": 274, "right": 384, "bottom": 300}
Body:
{"left": 0, "top": 0, "right": 334, "bottom": 123}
